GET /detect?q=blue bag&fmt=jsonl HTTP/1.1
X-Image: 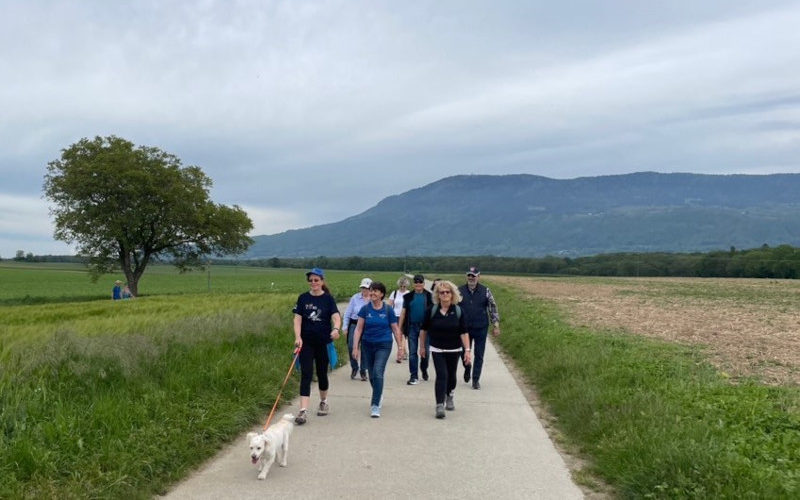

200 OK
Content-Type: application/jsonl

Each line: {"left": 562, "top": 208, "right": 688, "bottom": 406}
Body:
{"left": 294, "top": 342, "right": 339, "bottom": 372}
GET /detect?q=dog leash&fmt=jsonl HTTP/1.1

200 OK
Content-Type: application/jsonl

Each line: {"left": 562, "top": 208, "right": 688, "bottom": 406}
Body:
{"left": 262, "top": 346, "right": 301, "bottom": 431}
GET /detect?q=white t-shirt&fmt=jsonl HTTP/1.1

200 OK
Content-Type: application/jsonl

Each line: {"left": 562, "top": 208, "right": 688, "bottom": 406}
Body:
{"left": 389, "top": 289, "right": 406, "bottom": 317}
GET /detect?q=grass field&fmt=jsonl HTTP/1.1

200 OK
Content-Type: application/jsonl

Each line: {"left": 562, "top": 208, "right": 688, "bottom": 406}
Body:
{"left": 1, "top": 263, "right": 798, "bottom": 498}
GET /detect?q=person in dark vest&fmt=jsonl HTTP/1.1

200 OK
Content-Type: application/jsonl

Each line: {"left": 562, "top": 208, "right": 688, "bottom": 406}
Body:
{"left": 458, "top": 266, "right": 500, "bottom": 390}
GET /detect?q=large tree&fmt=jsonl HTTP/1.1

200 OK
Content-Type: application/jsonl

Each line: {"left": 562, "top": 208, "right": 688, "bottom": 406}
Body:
{"left": 44, "top": 135, "right": 253, "bottom": 296}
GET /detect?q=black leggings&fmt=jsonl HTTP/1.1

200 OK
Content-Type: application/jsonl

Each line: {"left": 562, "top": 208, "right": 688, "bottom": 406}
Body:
{"left": 299, "top": 339, "right": 329, "bottom": 397}
{"left": 431, "top": 351, "right": 460, "bottom": 405}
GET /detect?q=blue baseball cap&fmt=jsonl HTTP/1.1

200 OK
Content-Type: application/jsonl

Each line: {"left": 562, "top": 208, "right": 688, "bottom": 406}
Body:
{"left": 306, "top": 267, "right": 325, "bottom": 279}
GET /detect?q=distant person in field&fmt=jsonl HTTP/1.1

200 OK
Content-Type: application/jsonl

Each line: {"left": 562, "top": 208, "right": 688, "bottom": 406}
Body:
{"left": 419, "top": 280, "right": 470, "bottom": 419}
{"left": 343, "top": 277, "right": 372, "bottom": 381}
{"left": 387, "top": 276, "right": 410, "bottom": 362}
{"left": 112, "top": 280, "right": 123, "bottom": 300}
{"left": 292, "top": 268, "right": 341, "bottom": 425}
{"left": 122, "top": 283, "right": 134, "bottom": 299}
{"left": 458, "top": 266, "right": 500, "bottom": 390}
{"left": 399, "top": 274, "right": 433, "bottom": 385}
{"left": 351, "top": 281, "right": 404, "bottom": 418}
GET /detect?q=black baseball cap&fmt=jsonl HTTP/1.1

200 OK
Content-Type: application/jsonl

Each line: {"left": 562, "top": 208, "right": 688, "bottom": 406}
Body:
{"left": 413, "top": 274, "right": 424, "bottom": 283}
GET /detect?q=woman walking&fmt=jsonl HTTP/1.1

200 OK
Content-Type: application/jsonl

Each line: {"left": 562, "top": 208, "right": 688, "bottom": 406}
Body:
{"left": 388, "top": 276, "right": 410, "bottom": 362}
{"left": 352, "top": 282, "right": 404, "bottom": 418}
{"left": 292, "top": 268, "right": 342, "bottom": 425}
{"left": 419, "top": 280, "right": 470, "bottom": 419}
{"left": 343, "top": 277, "right": 372, "bottom": 380}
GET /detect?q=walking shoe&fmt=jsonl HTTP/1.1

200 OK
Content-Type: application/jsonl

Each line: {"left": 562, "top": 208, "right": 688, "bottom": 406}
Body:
{"left": 445, "top": 393, "right": 455, "bottom": 411}
{"left": 317, "top": 400, "right": 329, "bottom": 416}
{"left": 463, "top": 365, "right": 471, "bottom": 383}
{"left": 360, "top": 372, "right": 368, "bottom": 381}
{"left": 472, "top": 381, "right": 481, "bottom": 390}
{"left": 295, "top": 409, "right": 307, "bottom": 425}
{"left": 351, "top": 369, "right": 358, "bottom": 380}
{"left": 435, "top": 404, "right": 446, "bottom": 419}
{"left": 421, "top": 368, "right": 429, "bottom": 381}
{"left": 406, "top": 378, "right": 418, "bottom": 385}
{"left": 370, "top": 405, "right": 381, "bottom": 418}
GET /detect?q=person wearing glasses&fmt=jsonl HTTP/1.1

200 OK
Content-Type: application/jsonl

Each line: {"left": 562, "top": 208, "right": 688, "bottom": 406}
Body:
{"left": 343, "top": 277, "right": 373, "bottom": 381}
{"left": 399, "top": 274, "right": 433, "bottom": 385}
{"left": 419, "top": 280, "right": 470, "bottom": 419}
{"left": 292, "top": 268, "right": 342, "bottom": 425}
{"left": 458, "top": 266, "right": 500, "bottom": 390}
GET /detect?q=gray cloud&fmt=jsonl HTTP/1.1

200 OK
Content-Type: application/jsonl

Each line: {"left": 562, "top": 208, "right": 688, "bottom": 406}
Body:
{"left": 2, "top": 1, "right": 800, "bottom": 256}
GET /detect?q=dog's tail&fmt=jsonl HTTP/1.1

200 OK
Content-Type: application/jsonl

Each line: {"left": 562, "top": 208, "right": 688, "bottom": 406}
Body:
{"left": 282, "top": 413, "right": 295, "bottom": 421}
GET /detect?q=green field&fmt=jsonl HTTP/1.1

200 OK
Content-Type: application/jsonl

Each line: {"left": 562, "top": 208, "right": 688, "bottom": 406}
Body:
{"left": 1, "top": 262, "right": 798, "bottom": 498}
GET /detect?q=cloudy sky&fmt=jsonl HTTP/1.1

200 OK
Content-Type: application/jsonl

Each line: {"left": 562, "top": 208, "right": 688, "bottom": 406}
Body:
{"left": 2, "top": 1, "right": 800, "bottom": 257}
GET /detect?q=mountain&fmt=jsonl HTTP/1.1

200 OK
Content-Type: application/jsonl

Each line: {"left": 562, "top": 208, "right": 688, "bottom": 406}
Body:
{"left": 246, "top": 172, "right": 800, "bottom": 258}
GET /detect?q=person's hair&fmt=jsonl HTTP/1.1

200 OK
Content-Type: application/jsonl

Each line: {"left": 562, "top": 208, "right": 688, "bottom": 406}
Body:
{"left": 369, "top": 281, "right": 386, "bottom": 299}
{"left": 432, "top": 280, "right": 461, "bottom": 305}
{"left": 397, "top": 276, "right": 410, "bottom": 288}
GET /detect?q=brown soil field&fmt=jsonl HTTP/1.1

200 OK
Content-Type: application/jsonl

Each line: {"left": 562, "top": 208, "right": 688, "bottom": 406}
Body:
{"left": 492, "top": 276, "right": 800, "bottom": 386}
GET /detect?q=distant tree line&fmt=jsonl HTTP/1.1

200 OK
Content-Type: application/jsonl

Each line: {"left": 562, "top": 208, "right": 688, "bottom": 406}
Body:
{"left": 212, "top": 244, "right": 800, "bottom": 279}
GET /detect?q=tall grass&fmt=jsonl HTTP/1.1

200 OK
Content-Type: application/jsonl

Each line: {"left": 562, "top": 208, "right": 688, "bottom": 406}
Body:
{"left": 492, "top": 283, "right": 800, "bottom": 498}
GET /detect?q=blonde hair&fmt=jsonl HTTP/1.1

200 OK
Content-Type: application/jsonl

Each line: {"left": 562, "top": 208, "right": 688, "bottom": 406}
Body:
{"left": 432, "top": 280, "right": 462, "bottom": 305}
{"left": 397, "top": 276, "right": 410, "bottom": 288}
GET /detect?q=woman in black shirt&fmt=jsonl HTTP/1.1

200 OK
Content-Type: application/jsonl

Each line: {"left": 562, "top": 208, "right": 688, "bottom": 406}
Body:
{"left": 419, "top": 280, "right": 471, "bottom": 419}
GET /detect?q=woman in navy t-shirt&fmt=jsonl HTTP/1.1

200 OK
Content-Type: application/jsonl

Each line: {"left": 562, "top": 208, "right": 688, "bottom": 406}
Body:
{"left": 292, "top": 268, "right": 341, "bottom": 425}
{"left": 352, "top": 281, "right": 405, "bottom": 418}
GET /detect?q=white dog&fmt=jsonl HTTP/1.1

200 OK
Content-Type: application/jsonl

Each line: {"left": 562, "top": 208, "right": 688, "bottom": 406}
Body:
{"left": 247, "top": 413, "right": 294, "bottom": 480}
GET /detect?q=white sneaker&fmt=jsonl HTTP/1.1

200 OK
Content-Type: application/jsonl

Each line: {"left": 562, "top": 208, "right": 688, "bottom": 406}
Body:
{"left": 370, "top": 405, "right": 381, "bottom": 418}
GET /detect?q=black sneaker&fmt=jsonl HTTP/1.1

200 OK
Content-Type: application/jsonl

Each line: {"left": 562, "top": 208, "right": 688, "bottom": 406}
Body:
{"left": 360, "top": 372, "right": 368, "bottom": 381}
{"left": 406, "top": 378, "right": 418, "bottom": 385}
{"left": 295, "top": 409, "right": 308, "bottom": 425}
{"left": 421, "top": 368, "right": 429, "bottom": 381}
{"left": 472, "top": 381, "right": 481, "bottom": 390}
{"left": 463, "top": 365, "right": 471, "bottom": 383}
{"left": 351, "top": 369, "right": 358, "bottom": 380}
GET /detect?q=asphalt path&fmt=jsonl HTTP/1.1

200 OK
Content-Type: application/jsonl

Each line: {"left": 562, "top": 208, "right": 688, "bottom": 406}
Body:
{"left": 163, "top": 317, "right": 584, "bottom": 499}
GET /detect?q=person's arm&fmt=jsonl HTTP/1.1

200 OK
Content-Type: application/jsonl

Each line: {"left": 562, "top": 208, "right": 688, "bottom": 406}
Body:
{"left": 461, "top": 331, "right": 471, "bottom": 364}
{"left": 418, "top": 329, "right": 427, "bottom": 358}
{"left": 486, "top": 287, "right": 500, "bottom": 336}
{"left": 342, "top": 298, "right": 355, "bottom": 331}
{"left": 352, "top": 317, "right": 365, "bottom": 359}
{"left": 330, "top": 312, "right": 342, "bottom": 341}
{"left": 293, "top": 313, "right": 303, "bottom": 350}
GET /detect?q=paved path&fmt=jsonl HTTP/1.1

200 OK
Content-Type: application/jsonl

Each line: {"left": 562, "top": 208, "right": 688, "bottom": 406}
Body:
{"left": 164, "top": 335, "right": 583, "bottom": 499}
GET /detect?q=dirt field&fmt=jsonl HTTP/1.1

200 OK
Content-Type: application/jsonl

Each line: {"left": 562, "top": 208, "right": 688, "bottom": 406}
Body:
{"left": 492, "top": 276, "right": 800, "bottom": 386}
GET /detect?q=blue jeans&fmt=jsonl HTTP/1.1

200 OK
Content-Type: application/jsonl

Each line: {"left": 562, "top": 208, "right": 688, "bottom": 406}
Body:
{"left": 464, "top": 326, "right": 488, "bottom": 382}
{"left": 407, "top": 323, "right": 429, "bottom": 379}
{"left": 361, "top": 340, "right": 392, "bottom": 407}
{"left": 347, "top": 322, "right": 365, "bottom": 375}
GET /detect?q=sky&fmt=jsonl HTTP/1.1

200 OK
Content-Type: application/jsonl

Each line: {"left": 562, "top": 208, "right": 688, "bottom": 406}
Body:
{"left": 2, "top": 0, "right": 800, "bottom": 257}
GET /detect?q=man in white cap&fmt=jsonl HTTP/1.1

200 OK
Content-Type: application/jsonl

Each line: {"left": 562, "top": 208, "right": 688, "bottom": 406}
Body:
{"left": 343, "top": 277, "right": 373, "bottom": 380}
{"left": 458, "top": 266, "right": 500, "bottom": 390}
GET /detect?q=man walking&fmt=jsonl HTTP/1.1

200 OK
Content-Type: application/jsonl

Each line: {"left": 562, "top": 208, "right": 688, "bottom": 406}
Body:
{"left": 399, "top": 274, "right": 433, "bottom": 385}
{"left": 458, "top": 266, "right": 500, "bottom": 390}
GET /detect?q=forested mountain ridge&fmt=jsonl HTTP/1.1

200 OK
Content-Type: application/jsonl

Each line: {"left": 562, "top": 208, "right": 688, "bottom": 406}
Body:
{"left": 247, "top": 172, "right": 800, "bottom": 257}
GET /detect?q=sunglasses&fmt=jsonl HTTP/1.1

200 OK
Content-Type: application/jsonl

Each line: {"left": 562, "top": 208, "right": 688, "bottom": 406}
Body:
{"left": 438, "top": 290, "right": 451, "bottom": 295}
{"left": 413, "top": 280, "right": 424, "bottom": 284}
{"left": 307, "top": 278, "right": 322, "bottom": 283}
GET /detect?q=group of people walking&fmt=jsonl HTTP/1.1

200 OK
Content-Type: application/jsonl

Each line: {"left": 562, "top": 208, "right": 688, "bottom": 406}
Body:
{"left": 292, "top": 266, "right": 500, "bottom": 422}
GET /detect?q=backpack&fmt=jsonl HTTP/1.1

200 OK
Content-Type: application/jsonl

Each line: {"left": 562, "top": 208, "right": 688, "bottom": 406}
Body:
{"left": 430, "top": 304, "right": 462, "bottom": 321}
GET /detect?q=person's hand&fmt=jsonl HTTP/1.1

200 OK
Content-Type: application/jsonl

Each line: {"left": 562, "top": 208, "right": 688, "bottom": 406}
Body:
{"left": 464, "top": 350, "right": 472, "bottom": 365}
{"left": 492, "top": 324, "right": 500, "bottom": 337}
{"left": 352, "top": 347, "right": 360, "bottom": 359}
{"left": 294, "top": 339, "right": 303, "bottom": 351}
{"left": 330, "top": 328, "right": 341, "bottom": 341}
{"left": 419, "top": 347, "right": 426, "bottom": 358}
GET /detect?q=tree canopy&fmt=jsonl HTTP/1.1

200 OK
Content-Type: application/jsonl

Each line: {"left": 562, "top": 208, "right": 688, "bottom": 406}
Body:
{"left": 43, "top": 135, "right": 253, "bottom": 295}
